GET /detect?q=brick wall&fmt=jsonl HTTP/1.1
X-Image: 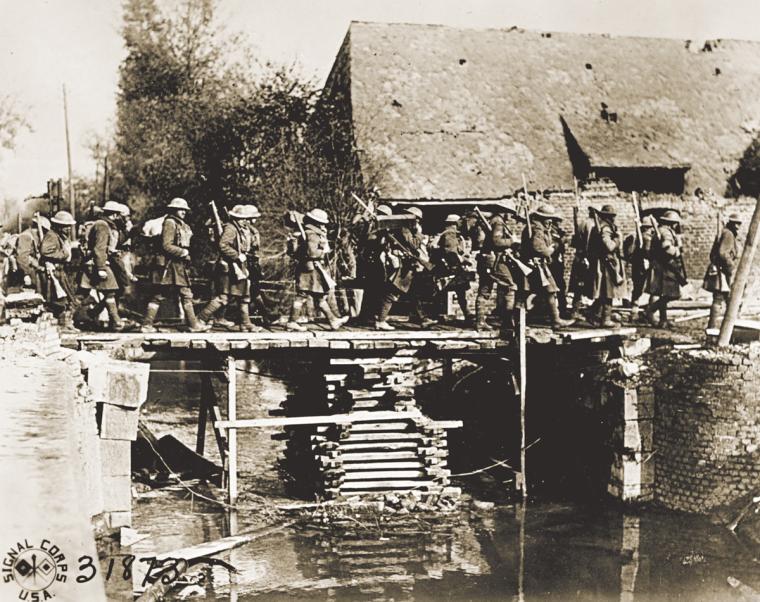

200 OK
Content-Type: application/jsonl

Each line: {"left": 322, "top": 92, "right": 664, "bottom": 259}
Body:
{"left": 652, "top": 344, "right": 760, "bottom": 513}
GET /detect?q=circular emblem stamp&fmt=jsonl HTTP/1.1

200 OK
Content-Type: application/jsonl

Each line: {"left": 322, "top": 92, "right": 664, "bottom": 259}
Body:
{"left": 2, "top": 539, "right": 68, "bottom": 599}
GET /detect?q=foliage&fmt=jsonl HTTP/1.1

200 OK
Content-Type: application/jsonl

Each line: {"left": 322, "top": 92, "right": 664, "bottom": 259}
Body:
{"left": 112, "top": 0, "right": 379, "bottom": 282}
{"left": 729, "top": 136, "right": 760, "bottom": 197}
{"left": 0, "top": 94, "right": 30, "bottom": 153}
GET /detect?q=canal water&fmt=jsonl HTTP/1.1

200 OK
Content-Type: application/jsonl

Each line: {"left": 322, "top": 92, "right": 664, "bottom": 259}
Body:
{"left": 132, "top": 361, "right": 760, "bottom": 601}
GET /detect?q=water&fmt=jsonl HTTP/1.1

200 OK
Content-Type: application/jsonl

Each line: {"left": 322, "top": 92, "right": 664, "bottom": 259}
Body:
{"left": 132, "top": 362, "right": 760, "bottom": 601}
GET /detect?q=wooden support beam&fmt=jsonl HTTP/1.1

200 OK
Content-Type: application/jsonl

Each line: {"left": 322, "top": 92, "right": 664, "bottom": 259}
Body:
{"left": 216, "top": 410, "right": 462, "bottom": 430}
{"left": 227, "top": 355, "right": 238, "bottom": 506}
{"left": 518, "top": 306, "right": 528, "bottom": 499}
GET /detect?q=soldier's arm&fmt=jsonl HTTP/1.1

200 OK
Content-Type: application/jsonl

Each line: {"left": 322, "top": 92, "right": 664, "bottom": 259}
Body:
{"left": 92, "top": 222, "right": 110, "bottom": 269}
{"left": 305, "top": 231, "right": 325, "bottom": 259}
{"left": 600, "top": 226, "right": 619, "bottom": 253}
{"left": 40, "top": 232, "right": 69, "bottom": 263}
{"left": 659, "top": 230, "right": 680, "bottom": 257}
{"left": 161, "top": 220, "right": 188, "bottom": 259}
{"left": 530, "top": 230, "right": 554, "bottom": 258}
{"left": 491, "top": 222, "right": 512, "bottom": 250}
{"left": 15, "top": 233, "right": 38, "bottom": 272}
{"left": 717, "top": 230, "right": 735, "bottom": 272}
{"left": 218, "top": 223, "right": 240, "bottom": 262}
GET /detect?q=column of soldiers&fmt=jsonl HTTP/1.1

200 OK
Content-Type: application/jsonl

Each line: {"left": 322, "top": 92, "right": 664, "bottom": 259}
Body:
{"left": 6, "top": 192, "right": 740, "bottom": 334}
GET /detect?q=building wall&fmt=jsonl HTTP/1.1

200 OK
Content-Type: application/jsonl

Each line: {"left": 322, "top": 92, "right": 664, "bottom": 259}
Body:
{"left": 652, "top": 344, "right": 760, "bottom": 513}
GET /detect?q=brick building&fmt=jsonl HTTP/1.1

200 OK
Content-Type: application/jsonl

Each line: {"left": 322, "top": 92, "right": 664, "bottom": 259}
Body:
{"left": 322, "top": 21, "right": 760, "bottom": 286}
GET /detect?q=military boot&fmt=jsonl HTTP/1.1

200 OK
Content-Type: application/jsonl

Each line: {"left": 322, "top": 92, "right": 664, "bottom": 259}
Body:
{"left": 707, "top": 294, "right": 726, "bottom": 330}
{"left": 287, "top": 297, "right": 307, "bottom": 331}
{"left": 375, "top": 299, "right": 395, "bottom": 331}
{"left": 319, "top": 298, "right": 349, "bottom": 330}
{"left": 658, "top": 302, "right": 672, "bottom": 329}
{"left": 58, "top": 310, "right": 79, "bottom": 333}
{"left": 599, "top": 303, "right": 617, "bottom": 328}
{"left": 475, "top": 298, "right": 494, "bottom": 331}
{"left": 141, "top": 302, "right": 160, "bottom": 333}
{"left": 549, "top": 295, "right": 574, "bottom": 328}
{"left": 238, "top": 303, "right": 262, "bottom": 332}
{"left": 198, "top": 297, "right": 225, "bottom": 327}
{"left": 182, "top": 299, "right": 211, "bottom": 333}
{"left": 105, "top": 297, "right": 126, "bottom": 332}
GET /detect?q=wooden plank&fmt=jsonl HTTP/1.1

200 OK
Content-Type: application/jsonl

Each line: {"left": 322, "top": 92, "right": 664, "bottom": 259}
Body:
{"left": 339, "top": 461, "right": 425, "bottom": 471}
{"left": 339, "top": 480, "right": 436, "bottom": 490}
{"left": 340, "top": 451, "right": 418, "bottom": 461}
{"left": 341, "top": 432, "right": 423, "bottom": 442}
{"left": 216, "top": 410, "right": 422, "bottom": 430}
{"left": 338, "top": 441, "right": 419, "bottom": 451}
{"left": 227, "top": 356, "right": 237, "bottom": 505}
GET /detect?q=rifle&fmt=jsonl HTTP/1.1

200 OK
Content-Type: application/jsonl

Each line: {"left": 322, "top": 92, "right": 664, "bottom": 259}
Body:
{"left": 39, "top": 233, "right": 67, "bottom": 301}
{"left": 632, "top": 192, "right": 643, "bottom": 246}
{"left": 209, "top": 201, "right": 247, "bottom": 281}
{"left": 387, "top": 232, "right": 433, "bottom": 271}
{"left": 292, "top": 212, "right": 337, "bottom": 290}
{"left": 473, "top": 207, "right": 532, "bottom": 277}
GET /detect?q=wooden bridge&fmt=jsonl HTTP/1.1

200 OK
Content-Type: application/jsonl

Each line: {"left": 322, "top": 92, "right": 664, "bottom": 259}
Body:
{"left": 67, "top": 322, "right": 637, "bottom": 506}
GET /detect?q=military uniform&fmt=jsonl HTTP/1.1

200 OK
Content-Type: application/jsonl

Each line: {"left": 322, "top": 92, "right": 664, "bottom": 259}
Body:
{"left": 623, "top": 224, "right": 654, "bottom": 309}
{"left": 569, "top": 211, "right": 596, "bottom": 311}
{"left": 199, "top": 205, "right": 259, "bottom": 331}
{"left": 141, "top": 198, "right": 210, "bottom": 333}
{"left": 646, "top": 213, "right": 685, "bottom": 327}
{"left": 15, "top": 227, "right": 44, "bottom": 293}
{"left": 703, "top": 218, "right": 741, "bottom": 329}
{"left": 436, "top": 217, "right": 473, "bottom": 323}
{"left": 356, "top": 215, "right": 391, "bottom": 323}
{"left": 549, "top": 222, "right": 569, "bottom": 316}
{"left": 589, "top": 208, "right": 627, "bottom": 327}
{"left": 475, "top": 214, "right": 518, "bottom": 330}
{"left": 41, "top": 212, "right": 80, "bottom": 330}
{"left": 80, "top": 215, "right": 120, "bottom": 292}
{"left": 287, "top": 208, "right": 348, "bottom": 331}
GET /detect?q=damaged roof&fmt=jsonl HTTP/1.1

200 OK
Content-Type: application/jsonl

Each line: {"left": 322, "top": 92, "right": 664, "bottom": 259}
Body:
{"left": 325, "top": 21, "right": 760, "bottom": 199}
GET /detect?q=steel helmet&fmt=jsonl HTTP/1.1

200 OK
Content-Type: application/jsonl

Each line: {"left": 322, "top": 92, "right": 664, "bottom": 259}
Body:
{"left": 32, "top": 214, "right": 51, "bottom": 230}
{"left": 228, "top": 204, "right": 248, "bottom": 219}
{"left": 599, "top": 204, "right": 617, "bottom": 216}
{"left": 727, "top": 213, "right": 742, "bottom": 223}
{"left": 115, "top": 202, "right": 131, "bottom": 216}
{"left": 406, "top": 207, "right": 423, "bottom": 220}
{"left": 306, "top": 208, "right": 329, "bottom": 225}
{"left": 532, "top": 204, "right": 559, "bottom": 220}
{"left": 445, "top": 213, "right": 461, "bottom": 224}
{"left": 102, "top": 200, "right": 122, "bottom": 214}
{"left": 51, "top": 211, "right": 76, "bottom": 226}
{"left": 245, "top": 204, "right": 261, "bottom": 219}
{"left": 641, "top": 215, "right": 657, "bottom": 228}
{"left": 167, "top": 197, "right": 191, "bottom": 211}
{"left": 660, "top": 210, "right": 681, "bottom": 224}
{"left": 376, "top": 204, "right": 392, "bottom": 216}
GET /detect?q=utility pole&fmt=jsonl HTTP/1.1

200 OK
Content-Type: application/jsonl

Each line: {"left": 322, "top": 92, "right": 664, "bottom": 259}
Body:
{"left": 718, "top": 197, "right": 760, "bottom": 346}
{"left": 62, "top": 84, "right": 74, "bottom": 226}
{"left": 102, "top": 154, "right": 110, "bottom": 204}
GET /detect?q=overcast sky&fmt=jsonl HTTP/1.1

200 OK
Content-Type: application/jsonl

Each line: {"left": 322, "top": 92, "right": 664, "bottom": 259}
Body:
{"left": 1, "top": 0, "right": 759, "bottom": 204}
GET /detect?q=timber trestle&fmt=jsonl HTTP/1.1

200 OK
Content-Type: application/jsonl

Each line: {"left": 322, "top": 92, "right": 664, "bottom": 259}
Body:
{"left": 69, "top": 325, "right": 636, "bottom": 504}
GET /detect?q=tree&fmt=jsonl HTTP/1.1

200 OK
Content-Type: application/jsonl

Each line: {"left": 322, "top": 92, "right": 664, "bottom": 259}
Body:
{"left": 0, "top": 94, "right": 30, "bottom": 153}
{"left": 729, "top": 136, "right": 760, "bottom": 197}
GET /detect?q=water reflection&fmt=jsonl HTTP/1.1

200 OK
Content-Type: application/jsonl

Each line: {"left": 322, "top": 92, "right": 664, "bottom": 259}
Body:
{"left": 132, "top": 363, "right": 760, "bottom": 601}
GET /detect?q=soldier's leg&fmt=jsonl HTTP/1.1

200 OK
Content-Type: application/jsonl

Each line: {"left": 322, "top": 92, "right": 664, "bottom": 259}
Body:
{"left": 658, "top": 296, "right": 672, "bottom": 328}
{"left": 103, "top": 292, "right": 124, "bottom": 330}
{"left": 548, "top": 292, "right": 574, "bottom": 328}
{"left": 199, "top": 293, "right": 233, "bottom": 328}
{"left": 375, "top": 289, "right": 399, "bottom": 330}
{"left": 707, "top": 291, "right": 727, "bottom": 330}
{"left": 500, "top": 286, "right": 516, "bottom": 331}
{"left": 287, "top": 292, "right": 308, "bottom": 331}
{"left": 475, "top": 278, "right": 494, "bottom": 330}
{"left": 454, "top": 285, "right": 472, "bottom": 324}
{"left": 140, "top": 287, "right": 165, "bottom": 333}
{"left": 178, "top": 286, "right": 210, "bottom": 332}
{"left": 318, "top": 293, "right": 349, "bottom": 330}
{"left": 238, "top": 296, "right": 261, "bottom": 332}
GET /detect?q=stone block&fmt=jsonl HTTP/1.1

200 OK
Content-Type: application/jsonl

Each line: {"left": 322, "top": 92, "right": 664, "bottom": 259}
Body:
{"left": 99, "top": 439, "right": 131, "bottom": 476}
{"left": 622, "top": 419, "right": 653, "bottom": 452}
{"left": 98, "top": 403, "right": 139, "bottom": 441}
{"left": 106, "top": 510, "right": 132, "bottom": 529}
{"left": 85, "top": 356, "right": 150, "bottom": 409}
{"left": 102, "top": 476, "right": 132, "bottom": 512}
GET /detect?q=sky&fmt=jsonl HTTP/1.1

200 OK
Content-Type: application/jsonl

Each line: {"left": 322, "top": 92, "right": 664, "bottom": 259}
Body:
{"left": 1, "top": 0, "right": 760, "bottom": 205}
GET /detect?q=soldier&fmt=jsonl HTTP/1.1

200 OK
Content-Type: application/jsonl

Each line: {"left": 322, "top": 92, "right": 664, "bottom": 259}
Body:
{"left": 475, "top": 210, "right": 520, "bottom": 331}
{"left": 435, "top": 214, "right": 474, "bottom": 324}
{"left": 16, "top": 214, "right": 50, "bottom": 293}
{"left": 140, "top": 197, "right": 210, "bottom": 333}
{"left": 244, "top": 205, "right": 277, "bottom": 325}
{"left": 287, "top": 208, "right": 348, "bottom": 332}
{"left": 589, "top": 205, "right": 627, "bottom": 327}
{"left": 80, "top": 201, "right": 129, "bottom": 331}
{"left": 703, "top": 213, "right": 741, "bottom": 330}
{"left": 199, "top": 204, "right": 260, "bottom": 331}
{"left": 623, "top": 214, "right": 656, "bottom": 319}
{"left": 549, "top": 219, "right": 570, "bottom": 318}
{"left": 375, "top": 207, "right": 435, "bottom": 330}
{"left": 41, "top": 211, "right": 80, "bottom": 332}
{"left": 356, "top": 204, "right": 393, "bottom": 324}
{"left": 645, "top": 210, "right": 685, "bottom": 328}
{"left": 524, "top": 205, "right": 574, "bottom": 328}
{"left": 568, "top": 206, "right": 596, "bottom": 319}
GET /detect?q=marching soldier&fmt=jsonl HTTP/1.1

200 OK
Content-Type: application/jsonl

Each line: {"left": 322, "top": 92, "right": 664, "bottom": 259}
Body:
{"left": 356, "top": 204, "right": 393, "bottom": 324}
{"left": 41, "top": 211, "right": 80, "bottom": 332}
{"left": 80, "top": 201, "right": 129, "bottom": 331}
{"left": 568, "top": 206, "right": 596, "bottom": 319}
{"left": 16, "top": 214, "right": 50, "bottom": 293}
{"left": 244, "top": 205, "right": 277, "bottom": 325}
{"left": 645, "top": 210, "right": 685, "bottom": 328}
{"left": 524, "top": 204, "right": 574, "bottom": 328}
{"left": 589, "top": 204, "right": 627, "bottom": 327}
{"left": 140, "top": 198, "right": 211, "bottom": 333}
{"left": 287, "top": 208, "right": 349, "bottom": 332}
{"left": 375, "top": 207, "right": 435, "bottom": 330}
{"left": 623, "top": 214, "right": 656, "bottom": 318}
{"left": 435, "top": 214, "right": 474, "bottom": 324}
{"left": 475, "top": 210, "right": 520, "bottom": 331}
{"left": 199, "top": 204, "right": 261, "bottom": 331}
{"left": 703, "top": 213, "right": 741, "bottom": 330}
{"left": 549, "top": 220, "right": 570, "bottom": 318}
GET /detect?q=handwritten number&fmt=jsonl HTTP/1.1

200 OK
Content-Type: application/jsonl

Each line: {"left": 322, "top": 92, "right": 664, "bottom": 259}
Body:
{"left": 77, "top": 555, "right": 97, "bottom": 583}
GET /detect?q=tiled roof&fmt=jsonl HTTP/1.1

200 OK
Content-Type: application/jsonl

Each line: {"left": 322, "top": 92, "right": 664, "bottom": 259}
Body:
{"left": 325, "top": 21, "right": 760, "bottom": 199}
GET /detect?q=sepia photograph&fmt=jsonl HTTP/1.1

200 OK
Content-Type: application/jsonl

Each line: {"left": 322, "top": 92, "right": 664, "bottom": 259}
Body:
{"left": 1, "top": 0, "right": 760, "bottom": 599}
